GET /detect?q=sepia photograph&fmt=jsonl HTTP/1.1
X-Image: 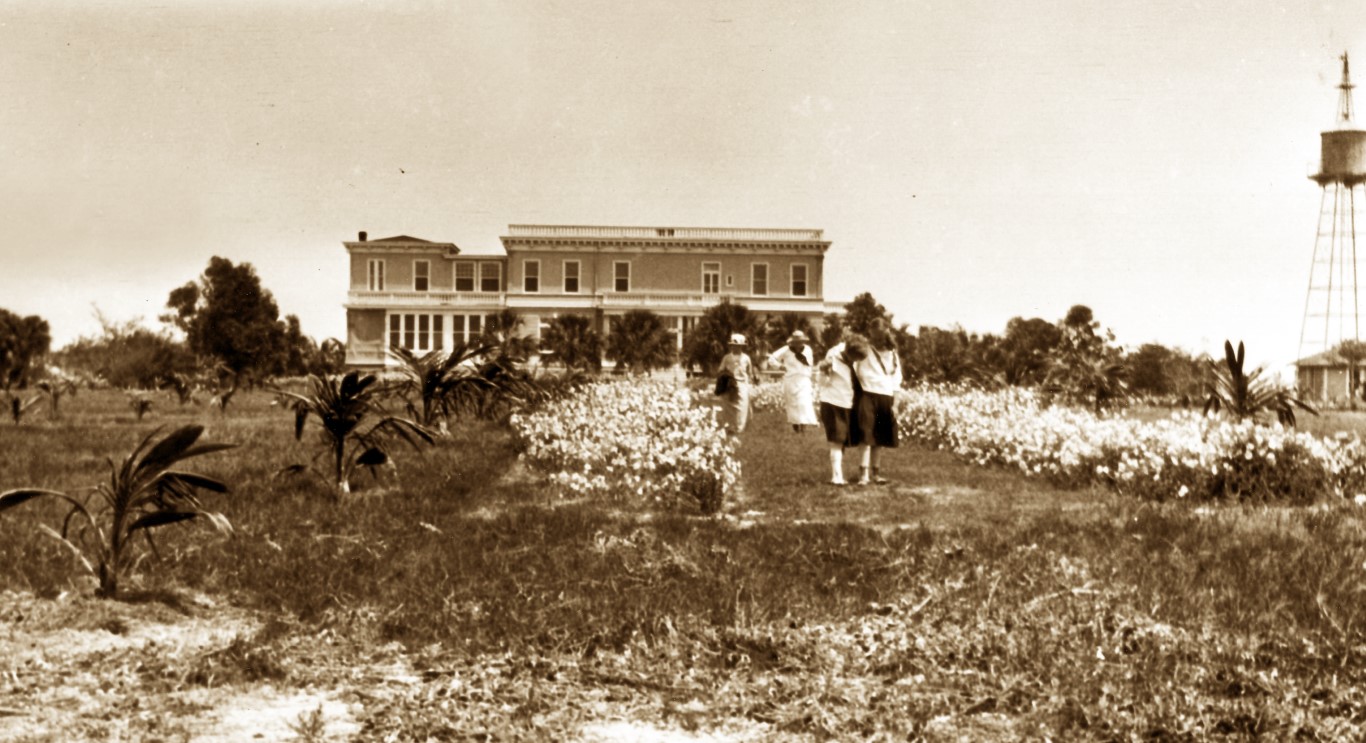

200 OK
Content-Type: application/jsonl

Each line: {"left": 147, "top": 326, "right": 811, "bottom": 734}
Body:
{"left": 5, "top": 0, "right": 1366, "bottom": 739}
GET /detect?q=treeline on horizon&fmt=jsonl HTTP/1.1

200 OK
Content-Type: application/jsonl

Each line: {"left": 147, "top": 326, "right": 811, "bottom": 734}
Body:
{"left": 0, "top": 254, "right": 1228, "bottom": 406}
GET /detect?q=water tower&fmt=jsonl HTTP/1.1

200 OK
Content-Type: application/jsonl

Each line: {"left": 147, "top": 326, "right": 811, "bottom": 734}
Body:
{"left": 1299, "top": 53, "right": 1366, "bottom": 361}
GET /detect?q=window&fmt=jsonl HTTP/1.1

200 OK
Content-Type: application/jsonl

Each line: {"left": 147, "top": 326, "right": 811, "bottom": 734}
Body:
{"left": 791, "top": 264, "right": 809, "bottom": 297}
{"left": 702, "top": 262, "right": 720, "bottom": 294}
{"left": 523, "top": 260, "right": 540, "bottom": 293}
{"left": 752, "top": 263, "right": 769, "bottom": 296}
{"left": 614, "top": 261, "right": 630, "bottom": 292}
{"left": 480, "top": 263, "right": 501, "bottom": 292}
{"left": 451, "top": 314, "right": 485, "bottom": 345}
{"left": 564, "top": 260, "right": 580, "bottom": 293}
{"left": 414, "top": 260, "right": 430, "bottom": 292}
{"left": 454, "top": 262, "right": 475, "bottom": 292}
{"left": 367, "top": 259, "right": 385, "bottom": 291}
{"left": 389, "top": 312, "right": 443, "bottom": 353}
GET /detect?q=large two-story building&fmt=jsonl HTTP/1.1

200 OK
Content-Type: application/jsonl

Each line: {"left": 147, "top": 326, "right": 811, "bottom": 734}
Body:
{"left": 343, "top": 224, "right": 834, "bottom": 368}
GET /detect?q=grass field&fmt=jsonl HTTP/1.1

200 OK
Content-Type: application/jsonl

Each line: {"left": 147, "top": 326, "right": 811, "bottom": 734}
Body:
{"left": 3, "top": 387, "right": 1366, "bottom": 740}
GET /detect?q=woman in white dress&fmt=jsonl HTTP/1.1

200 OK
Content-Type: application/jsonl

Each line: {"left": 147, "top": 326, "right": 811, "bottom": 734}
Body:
{"left": 766, "top": 330, "right": 819, "bottom": 433}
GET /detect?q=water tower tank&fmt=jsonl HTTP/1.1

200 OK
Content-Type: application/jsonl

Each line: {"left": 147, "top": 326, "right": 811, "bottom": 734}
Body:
{"left": 1319, "top": 128, "right": 1366, "bottom": 182}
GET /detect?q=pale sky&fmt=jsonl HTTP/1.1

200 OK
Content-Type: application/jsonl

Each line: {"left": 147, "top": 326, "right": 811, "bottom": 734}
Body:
{"left": 4, "top": 0, "right": 1366, "bottom": 373}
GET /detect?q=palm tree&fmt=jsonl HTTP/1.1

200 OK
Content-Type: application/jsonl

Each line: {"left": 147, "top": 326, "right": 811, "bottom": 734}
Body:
{"left": 541, "top": 315, "right": 604, "bottom": 372}
{"left": 482, "top": 309, "right": 539, "bottom": 362}
{"left": 387, "top": 341, "right": 493, "bottom": 432}
{"left": 762, "top": 312, "right": 815, "bottom": 353}
{"left": 682, "top": 300, "right": 765, "bottom": 375}
{"left": 278, "top": 371, "right": 435, "bottom": 496}
{"left": 0, "top": 425, "right": 236, "bottom": 598}
{"left": 606, "top": 310, "right": 676, "bottom": 374}
{"left": 1204, "top": 340, "right": 1315, "bottom": 426}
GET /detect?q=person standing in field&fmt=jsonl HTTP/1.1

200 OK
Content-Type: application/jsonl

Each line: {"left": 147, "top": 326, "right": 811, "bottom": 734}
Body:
{"left": 853, "top": 319, "right": 902, "bottom": 485}
{"left": 817, "top": 333, "right": 869, "bottom": 486}
{"left": 766, "top": 330, "right": 818, "bottom": 433}
{"left": 717, "top": 333, "right": 755, "bottom": 434}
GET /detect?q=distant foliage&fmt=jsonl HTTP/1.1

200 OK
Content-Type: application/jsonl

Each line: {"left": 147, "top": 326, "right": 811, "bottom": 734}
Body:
{"left": 0, "top": 308, "right": 52, "bottom": 390}
{"left": 53, "top": 313, "right": 195, "bottom": 390}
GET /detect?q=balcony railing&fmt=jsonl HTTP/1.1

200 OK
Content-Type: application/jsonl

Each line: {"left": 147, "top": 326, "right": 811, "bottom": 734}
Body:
{"left": 505, "top": 224, "right": 825, "bottom": 242}
{"left": 348, "top": 289, "right": 824, "bottom": 311}
{"left": 346, "top": 290, "right": 506, "bottom": 308}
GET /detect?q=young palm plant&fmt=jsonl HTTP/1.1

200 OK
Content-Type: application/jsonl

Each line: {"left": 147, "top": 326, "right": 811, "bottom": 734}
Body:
{"left": 36, "top": 377, "right": 78, "bottom": 419}
{"left": 388, "top": 341, "right": 494, "bottom": 433}
{"left": 6, "top": 391, "right": 42, "bottom": 424}
{"left": 0, "top": 425, "right": 236, "bottom": 598}
{"left": 278, "top": 371, "right": 435, "bottom": 496}
{"left": 1204, "top": 340, "right": 1316, "bottom": 426}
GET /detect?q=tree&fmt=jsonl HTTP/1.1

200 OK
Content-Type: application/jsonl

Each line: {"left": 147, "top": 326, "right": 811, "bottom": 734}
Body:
{"left": 54, "top": 313, "right": 194, "bottom": 389}
{"left": 542, "top": 315, "right": 604, "bottom": 371}
{"left": 906, "top": 325, "right": 982, "bottom": 385}
{"left": 1337, "top": 340, "right": 1366, "bottom": 410}
{"left": 276, "top": 314, "right": 314, "bottom": 377}
{"left": 0, "top": 309, "right": 52, "bottom": 389}
{"left": 1043, "top": 304, "right": 1127, "bottom": 413}
{"left": 164, "top": 256, "right": 288, "bottom": 382}
{"left": 1205, "top": 340, "right": 1315, "bottom": 426}
{"left": 761, "top": 313, "right": 815, "bottom": 353}
{"left": 991, "top": 317, "right": 1061, "bottom": 387}
{"left": 817, "top": 313, "right": 845, "bottom": 353}
{"left": 682, "top": 300, "right": 766, "bottom": 374}
{"left": 481, "top": 309, "right": 539, "bottom": 362}
{"left": 841, "top": 293, "right": 894, "bottom": 338}
{"left": 605, "top": 310, "right": 676, "bottom": 374}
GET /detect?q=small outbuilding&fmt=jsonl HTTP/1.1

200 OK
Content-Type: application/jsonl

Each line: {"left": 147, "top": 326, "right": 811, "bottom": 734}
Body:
{"left": 1295, "top": 350, "right": 1358, "bottom": 404}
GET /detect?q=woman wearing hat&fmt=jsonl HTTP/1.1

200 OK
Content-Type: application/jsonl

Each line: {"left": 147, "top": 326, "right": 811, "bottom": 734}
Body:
{"left": 766, "top": 330, "right": 818, "bottom": 433}
{"left": 716, "top": 333, "right": 755, "bottom": 434}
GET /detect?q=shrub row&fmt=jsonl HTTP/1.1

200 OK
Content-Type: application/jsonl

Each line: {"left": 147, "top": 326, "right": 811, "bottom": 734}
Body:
{"left": 894, "top": 385, "right": 1366, "bottom": 502}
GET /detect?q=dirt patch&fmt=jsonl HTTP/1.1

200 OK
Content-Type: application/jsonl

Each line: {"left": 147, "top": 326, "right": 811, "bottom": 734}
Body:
{"left": 0, "top": 589, "right": 367, "bottom": 741}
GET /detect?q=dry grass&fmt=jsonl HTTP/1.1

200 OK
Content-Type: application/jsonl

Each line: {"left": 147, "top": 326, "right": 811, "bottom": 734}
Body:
{"left": 3, "top": 388, "right": 1366, "bottom": 739}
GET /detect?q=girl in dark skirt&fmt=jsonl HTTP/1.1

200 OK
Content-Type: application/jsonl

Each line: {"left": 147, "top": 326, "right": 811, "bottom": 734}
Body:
{"left": 853, "top": 319, "right": 902, "bottom": 485}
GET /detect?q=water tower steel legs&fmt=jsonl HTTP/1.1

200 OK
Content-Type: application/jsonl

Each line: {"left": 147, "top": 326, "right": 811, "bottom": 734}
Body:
{"left": 1299, "top": 181, "right": 1363, "bottom": 361}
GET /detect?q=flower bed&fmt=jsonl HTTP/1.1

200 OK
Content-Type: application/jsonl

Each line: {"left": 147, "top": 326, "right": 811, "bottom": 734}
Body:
{"left": 510, "top": 381, "right": 741, "bottom": 512}
{"left": 895, "top": 385, "right": 1366, "bottom": 502}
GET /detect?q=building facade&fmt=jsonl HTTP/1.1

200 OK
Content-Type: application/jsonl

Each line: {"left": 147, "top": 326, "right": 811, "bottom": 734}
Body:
{"left": 344, "top": 224, "right": 834, "bottom": 368}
